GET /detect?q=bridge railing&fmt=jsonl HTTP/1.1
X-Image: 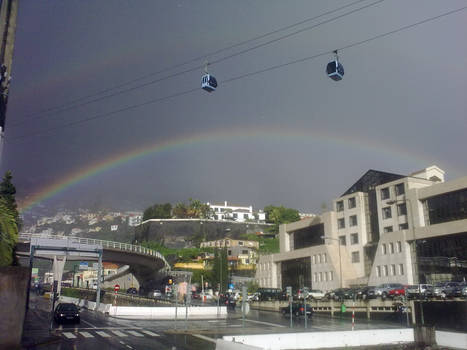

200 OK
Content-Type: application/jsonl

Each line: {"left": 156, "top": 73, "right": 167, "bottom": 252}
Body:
{"left": 18, "top": 233, "right": 171, "bottom": 270}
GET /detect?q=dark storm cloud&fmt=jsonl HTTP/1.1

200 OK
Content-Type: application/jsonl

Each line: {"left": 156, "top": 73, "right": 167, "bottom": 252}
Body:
{"left": 2, "top": 0, "right": 467, "bottom": 213}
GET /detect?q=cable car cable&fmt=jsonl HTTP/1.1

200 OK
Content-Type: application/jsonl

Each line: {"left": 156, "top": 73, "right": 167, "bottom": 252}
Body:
{"left": 11, "top": 0, "right": 385, "bottom": 127}
{"left": 17, "top": 0, "right": 370, "bottom": 120}
{"left": 7, "top": 5, "right": 466, "bottom": 144}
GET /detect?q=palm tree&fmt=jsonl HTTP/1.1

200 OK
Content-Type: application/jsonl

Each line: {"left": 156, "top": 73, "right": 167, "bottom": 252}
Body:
{"left": 0, "top": 198, "right": 18, "bottom": 266}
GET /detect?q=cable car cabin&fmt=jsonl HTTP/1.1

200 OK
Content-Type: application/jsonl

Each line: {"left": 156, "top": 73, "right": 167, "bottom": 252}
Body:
{"left": 201, "top": 74, "right": 217, "bottom": 92}
{"left": 326, "top": 60, "right": 344, "bottom": 81}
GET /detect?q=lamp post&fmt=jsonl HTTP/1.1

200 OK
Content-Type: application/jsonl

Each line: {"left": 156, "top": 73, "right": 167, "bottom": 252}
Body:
{"left": 321, "top": 236, "right": 343, "bottom": 288}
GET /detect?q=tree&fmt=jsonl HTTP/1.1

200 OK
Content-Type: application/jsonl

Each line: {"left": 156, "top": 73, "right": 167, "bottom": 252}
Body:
{"left": 172, "top": 202, "right": 188, "bottom": 218}
{"left": 0, "top": 171, "right": 19, "bottom": 224}
{"left": 211, "top": 248, "right": 228, "bottom": 292}
{"left": 142, "top": 203, "right": 172, "bottom": 221}
{"left": 0, "top": 198, "right": 18, "bottom": 266}
{"left": 264, "top": 205, "right": 300, "bottom": 234}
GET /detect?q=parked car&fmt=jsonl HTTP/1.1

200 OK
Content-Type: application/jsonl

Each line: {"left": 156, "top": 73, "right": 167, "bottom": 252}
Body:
{"left": 356, "top": 286, "right": 377, "bottom": 300}
{"left": 460, "top": 282, "right": 467, "bottom": 298}
{"left": 433, "top": 282, "right": 460, "bottom": 298}
{"left": 331, "top": 288, "right": 356, "bottom": 301}
{"left": 54, "top": 303, "right": 80, "bottom": 324}
{"left": 406, "top": 284, "right": 433, "bottom": 299}
{"left": 374, "top": 283, "right": 404, "bottom": 299}
{"left": 149, "top": 290, "right": 162, "bottom": 299}
{"left": 126, "top": 287, "right": 138, "bottom": 295}
{"left": 388, "top": 286, "right": 406, "bottom": 298}
{"left": 308, "top": 289, "right": 325, "bottom": 300}
{"left": 280, "top": 302, "right": 313, "bottom": 318}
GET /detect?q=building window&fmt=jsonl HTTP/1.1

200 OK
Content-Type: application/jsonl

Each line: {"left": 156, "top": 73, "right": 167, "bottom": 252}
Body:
{"left": 339, "top": 235, "right": 347, "bottom": 246}
{"left": 233, "top": 213, "right": 238, "bottom": 219}
{"left": 399, "top": 264, "right": 404, "bottom": 275}
{"left": 382, "top": 244, "right": 387, "bottom": 255}
{"left": 317, "top": 254, "right": 321, "bottom": 264}
{"left": 319, "top": 272, "right": 322, "bottom": 282}
{"left": 399, "top": 223, "right": 409, "bottom": 230}
{"left": 336, "top": 201, "right": 344, "bottom": 212}
{"left": 322, "top": 253, "right": 327, "bottom": 263}
{"left": 384, "top": 226, "right": 393, "bottom": 233}
{"left": 389, "top": 242, "right": 394, "bottom": 254}
{"left": 328, "top": 271, "right": 333, "bottom": 281}
{"left": 239, "top": 241, "right": 244, "bottom": 246}
{"left": 350, "top": 233, "right": 359, "bottom": 245}
{"left": 396, "top": 241, "right": 402, "bottom": 252}
{"left": 312, "top": 255, "right": 316, "bottom": 264}
{"left": 338, "top": 218, "right": 345, "bottom": 229}
{"left": 324, "top": 272, "right": 328, "bottom": 281}
{"left": 391, "top": 264, "right": 396, "bottom": 276}
{"left": 313, "top": 273, "right": 317, "bottom": 282}
{"left": 349, "top": 215, "right": 358, "bottom": 227}
{"left": 395, "top": 183, "right": 405, "bottom": 196}
{"left": 351, "top": 251, "right": 360, "bottom": 263}
{"left": 397, "top": 203, "right": 407, "bottom": 216}
{"left": 348, "top": 197, "right": 356, "bottom": 209}
{"left": 381, "top": 187, "right": 390, "bottom": 200}
{"left": 383, "top": 265, "right": 388, "bottom": 276}
{"left": 242, "top": 250, "right": 248, "bottom": 254}
{"left": 376, "top": 266, "right": 381, "bottom": 277}
{"left": 382, "top": 207, "right": 392, "bottom": 219}
{"left": 228, "top": 250, "right": 232, "bottom": 255}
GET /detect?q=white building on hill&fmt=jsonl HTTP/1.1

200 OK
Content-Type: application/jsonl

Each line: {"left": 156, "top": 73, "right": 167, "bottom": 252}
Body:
{"left": 207, "top": 201, "right": 266, "bottom": 223}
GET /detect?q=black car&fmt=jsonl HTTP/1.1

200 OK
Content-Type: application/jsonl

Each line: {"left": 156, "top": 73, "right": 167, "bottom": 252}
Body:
{"left": 280, "top": 302, "right": 313, "bottom": 318}
{"left": 126, "top": 287, "right": 138, "bottom": 295}
{"left": 327, "top": 288, "right": 356, "bottom": 301}
{"left": 54, "top": 303, "right": 80, "bottom": 324}
{"left": 356, "top": 286, "right": 377, "bottom": 300}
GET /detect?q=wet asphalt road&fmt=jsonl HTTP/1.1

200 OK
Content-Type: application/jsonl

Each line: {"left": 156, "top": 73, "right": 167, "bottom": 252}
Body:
{"left": 22, "top": 295, "right": 405, "bottom": 350}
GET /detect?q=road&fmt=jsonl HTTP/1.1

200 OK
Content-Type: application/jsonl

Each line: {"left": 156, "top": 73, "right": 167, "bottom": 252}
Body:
{"left": 22, "top": 295, "right": 405, "bottom": 349}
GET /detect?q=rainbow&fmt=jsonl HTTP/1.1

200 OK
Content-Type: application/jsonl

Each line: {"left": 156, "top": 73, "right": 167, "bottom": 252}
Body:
{"left": 19, "top": 126, "right": 440, "bottom": 212}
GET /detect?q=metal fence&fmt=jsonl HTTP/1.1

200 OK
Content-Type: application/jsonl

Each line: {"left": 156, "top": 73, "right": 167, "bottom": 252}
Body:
{"left": 18, "top": 233, "right": 171, "bottom": 270}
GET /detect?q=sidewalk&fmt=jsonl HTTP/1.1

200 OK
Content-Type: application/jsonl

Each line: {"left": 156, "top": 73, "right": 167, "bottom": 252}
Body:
{"left": 21, "top": 294, "right": 61, "bottom": 349}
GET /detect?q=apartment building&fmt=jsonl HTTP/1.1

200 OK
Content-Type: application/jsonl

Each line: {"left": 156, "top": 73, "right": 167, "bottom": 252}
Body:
{"left": 256, "top": 165, "right": 467, "bottom": 291}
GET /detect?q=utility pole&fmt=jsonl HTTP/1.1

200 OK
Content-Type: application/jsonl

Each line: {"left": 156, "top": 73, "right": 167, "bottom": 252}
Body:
{"left": 0, "top": 0, "right": 19, "bottom": 162}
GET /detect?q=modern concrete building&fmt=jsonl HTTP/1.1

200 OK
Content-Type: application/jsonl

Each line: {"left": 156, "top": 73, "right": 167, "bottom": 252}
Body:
{"left": 256, "top": 165, "right": 467, "bottom": 292}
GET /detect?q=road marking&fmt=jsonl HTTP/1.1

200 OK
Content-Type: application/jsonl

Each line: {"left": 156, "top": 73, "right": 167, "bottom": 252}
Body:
{"left": 244, "top": 319, "right": 286, "bottom": 328}
{"left": 127, "top": 330, "right": 144, "bottom": 337}
{"left": 141, "top": 330, "right": 160, "bottom": 337}
{"left": 95, "top": 331, "right": 111, "bottom": 338}
{"left": 63, "top": 332, "right": 77, "bottom": 339}
{"left": 81, "top": 319, "right": 98, "bottom": 328}
{"left": 112, "top": 330, "right": 128, "bottom": 337}
{"left": 126, "top": 346, "right": 133, "bottom": 349}
{"left": 192, "top": 334, "right": 216, "bottom": 344}
{"left": 79, "top": 331, "right": 94, "bottom": 338}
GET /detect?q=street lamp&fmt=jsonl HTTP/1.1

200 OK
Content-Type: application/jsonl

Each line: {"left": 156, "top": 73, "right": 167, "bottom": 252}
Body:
{"left": 321, "top": 236, "right": 343, "bottom": 288}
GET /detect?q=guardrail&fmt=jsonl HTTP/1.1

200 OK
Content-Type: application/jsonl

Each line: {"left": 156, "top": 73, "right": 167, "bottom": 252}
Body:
{"left": 18, "top": 233, "right": 171, "bottom": 270}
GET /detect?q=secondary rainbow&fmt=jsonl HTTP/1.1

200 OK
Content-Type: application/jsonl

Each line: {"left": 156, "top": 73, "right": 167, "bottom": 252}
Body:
{"left": 19, "top": 126, "right": 437, "bottom": 212}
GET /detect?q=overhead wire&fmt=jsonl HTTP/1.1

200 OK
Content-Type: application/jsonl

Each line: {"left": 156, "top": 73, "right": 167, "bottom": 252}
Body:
{"left": 7, "top": 5, "right": 467, "bottom": 144}
{"left": 9, "top": 0, "right": 385, "bottom": 128}
{"left": 17, "top": 0, "right": 370, "bottom": 119}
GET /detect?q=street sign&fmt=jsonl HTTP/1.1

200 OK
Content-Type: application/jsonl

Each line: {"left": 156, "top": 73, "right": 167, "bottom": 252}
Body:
{"left": 79, "top": 262, "right": 88, "bottom": 270}
{"left": 114, "top": 284, "right": 120, "bottom": 292}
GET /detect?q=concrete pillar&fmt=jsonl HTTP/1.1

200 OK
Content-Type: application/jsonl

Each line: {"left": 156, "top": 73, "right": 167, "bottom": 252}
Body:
{"left": 52, "top": 255, "right": 66, "bottom": 296}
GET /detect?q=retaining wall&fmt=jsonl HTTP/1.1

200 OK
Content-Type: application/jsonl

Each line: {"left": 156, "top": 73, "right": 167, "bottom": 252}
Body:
{"left": 0, "top": 266, "right": 29, "bottom": 349}
{"left": 435, "top": 331, "right": 467, "bottom": 350}
{"left": 222, "top": 329, "right": 414, "bottom": 350}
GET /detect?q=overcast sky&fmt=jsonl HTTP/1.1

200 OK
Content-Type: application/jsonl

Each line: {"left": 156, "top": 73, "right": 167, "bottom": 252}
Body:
{"left": 2, "top": 0, "right": 467, "bottom": 214}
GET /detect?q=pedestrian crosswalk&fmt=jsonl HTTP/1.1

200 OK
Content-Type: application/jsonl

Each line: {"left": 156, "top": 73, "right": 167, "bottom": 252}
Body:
{"left": 61, "top": 329, "right": 160, "bottom": 340}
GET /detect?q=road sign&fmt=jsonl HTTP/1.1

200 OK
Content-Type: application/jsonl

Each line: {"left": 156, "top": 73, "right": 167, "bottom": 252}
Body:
{"left": 114, "top": 284, "right": 120, "bottom": 292}
{"left": 79, "top": 262, "right": 88, "bottom": 270}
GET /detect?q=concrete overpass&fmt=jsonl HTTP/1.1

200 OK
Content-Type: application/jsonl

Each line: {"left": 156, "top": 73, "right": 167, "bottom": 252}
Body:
{"left": 16, "top": 233, "right": 171, "bottom": 292}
